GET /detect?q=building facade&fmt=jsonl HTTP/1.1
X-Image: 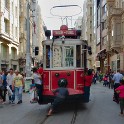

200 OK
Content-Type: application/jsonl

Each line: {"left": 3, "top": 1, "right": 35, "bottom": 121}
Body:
{"left": 19, "top": 0, "right": 45, "bottom": 73}
{"left": 107, "top": 0, "right": 124, "bottom": 72}
{"left": 93, "top": 0, "right": 124, "bottom": 73}
{"left": 95, "top": 0, "right": 108, "bottom": 73}
{"left": 32, "top": 4, "right": 45, "bottom": 67}
{"left": 74, "top": 16, "right": 83, "bottom": 30}
{"left": 0, "top": 0, "right": 19, "bottom": 71}
{"left": 19, "top": 0, "right": 28, "bottom": 73}
{"left": 82, "top": 0, "right": 95, "bottom": 69}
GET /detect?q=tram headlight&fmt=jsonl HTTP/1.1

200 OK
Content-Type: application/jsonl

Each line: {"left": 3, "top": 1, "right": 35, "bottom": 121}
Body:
{"left": 66, "top": 72, "right": 71, "bottom": 76}
{"left": 55, "top": 73, "right": 60, "bottom": 77}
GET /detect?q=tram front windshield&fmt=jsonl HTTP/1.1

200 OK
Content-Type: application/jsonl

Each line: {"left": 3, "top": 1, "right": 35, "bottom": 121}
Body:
{"left": 45, "top": 45, "right": 83, "bottom": 69}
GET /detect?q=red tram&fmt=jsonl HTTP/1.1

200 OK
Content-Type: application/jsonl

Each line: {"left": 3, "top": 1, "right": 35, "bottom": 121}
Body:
{"left": 41, "top": 25, "right": 89, "bottom": 104}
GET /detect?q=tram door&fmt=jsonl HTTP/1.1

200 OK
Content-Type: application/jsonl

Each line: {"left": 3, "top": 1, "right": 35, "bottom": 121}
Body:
{"left": 64, "top": 46, "right": 74, "bottom": 67}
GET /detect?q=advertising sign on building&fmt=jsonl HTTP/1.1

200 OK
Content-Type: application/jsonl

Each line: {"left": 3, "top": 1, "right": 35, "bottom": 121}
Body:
{"left": 104, "top": 59, "right": 107, "bottom": 66}
{"left": 95, "top": 61, "right": 100, "bottom": 67}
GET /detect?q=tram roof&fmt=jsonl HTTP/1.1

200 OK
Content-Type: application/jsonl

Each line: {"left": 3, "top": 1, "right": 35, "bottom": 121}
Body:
{"left": 42, "top": 38, "right": 87, "bottom": 45}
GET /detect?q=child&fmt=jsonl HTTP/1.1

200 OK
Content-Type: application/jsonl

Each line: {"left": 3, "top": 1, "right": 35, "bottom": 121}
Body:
{"left": 47, "top": 84, "right": 69, "bottom": 116}
{"left": 103, "top": 75, "right": 108, "bottom": 87}
{"left": 115, "top": 79, "right": 124, "bottom": 117}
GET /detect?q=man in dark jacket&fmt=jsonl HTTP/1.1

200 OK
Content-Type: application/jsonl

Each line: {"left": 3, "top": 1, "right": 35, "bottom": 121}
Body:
{"left": 47, "top": 85, "right": 69, "bottom": 116}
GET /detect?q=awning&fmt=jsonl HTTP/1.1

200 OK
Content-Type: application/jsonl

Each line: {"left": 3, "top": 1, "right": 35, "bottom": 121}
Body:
{"left": 96, "top": 49, "right": 107, "bottom": 59}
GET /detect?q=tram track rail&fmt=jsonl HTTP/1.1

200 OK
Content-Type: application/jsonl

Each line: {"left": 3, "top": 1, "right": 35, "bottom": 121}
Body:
{"left": 71, "top": 103, "right": 78, "bottom": 124}
{"left": 38, "top": 103, "right": 78, "bottom": 124}
{"left": 38, "top": 115, "right": 49, "bottom": 124}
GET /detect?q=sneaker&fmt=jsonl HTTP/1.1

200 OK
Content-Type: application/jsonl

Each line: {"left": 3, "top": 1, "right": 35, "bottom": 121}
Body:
{"left": 17, "top": 101, "right": 21, "bottom": 104}
{"left": 17, "top": 100, "right": 22, "bottom": 104}
{"left": 11, "top": 101, "right": 15, "bottom": 104}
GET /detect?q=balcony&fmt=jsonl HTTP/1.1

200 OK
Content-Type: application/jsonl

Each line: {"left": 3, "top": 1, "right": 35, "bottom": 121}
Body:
{"left": 110, "top": 37, "right": 122, "bottom": 53}
{"left": 110, "top": 8, "right": 123, "bottom": 18}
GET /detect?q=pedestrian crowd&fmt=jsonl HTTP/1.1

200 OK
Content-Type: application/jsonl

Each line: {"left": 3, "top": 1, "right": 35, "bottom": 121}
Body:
{"left": 92, "top": 69, "right": 124, "bottom": 117}
{"left": 0, "top": 68, "right": 24, "bottom": 104}
{"left": 0, "top": 67, "right": 124, "bottom": 117}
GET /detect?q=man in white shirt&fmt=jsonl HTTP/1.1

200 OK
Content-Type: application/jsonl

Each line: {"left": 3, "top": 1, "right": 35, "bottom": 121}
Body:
{"left": 7, "top": 68, "right": 15, "bottom": 103}
{"left": 112, "top": 70, "right": 123, "bottom": 103}
{"left": 33, "top": 67, "right": 43, "bottom": 104}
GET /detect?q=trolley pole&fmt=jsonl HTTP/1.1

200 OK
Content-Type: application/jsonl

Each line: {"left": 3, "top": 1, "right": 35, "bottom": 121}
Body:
{"left": 25, "top": 0, "right": 31, "bottom": 77}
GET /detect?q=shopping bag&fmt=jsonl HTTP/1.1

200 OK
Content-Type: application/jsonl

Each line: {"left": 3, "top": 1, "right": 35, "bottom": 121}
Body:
{"left": 29, "top": 87, "right": 38, "bottom": 103}
{"left": 7, "top": 85, "right": 13, "bottom": 96}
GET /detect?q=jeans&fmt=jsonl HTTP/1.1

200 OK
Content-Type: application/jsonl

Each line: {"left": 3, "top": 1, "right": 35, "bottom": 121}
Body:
{"left": 103, "top": 81, "right": 108, "bottom": 86}
{"left": 35, "top": 84, "right": 43, "bottom": 104}
{"left": 114, "top": 83, "right": 120, "bottom": 102}
{"left": 9, "top": 85, "right": 15, "bottom": 102}
{"left": 51, "top": 97, "right": 64, "bottom": 111}
{"left": 15, "top": 86, "right": 23, "bottom": 102}
{"left": 83, "top": 86, "right": 90, "bottom": 102}
{"left": 3, "top": 87, "right": 7, "bottom": 102}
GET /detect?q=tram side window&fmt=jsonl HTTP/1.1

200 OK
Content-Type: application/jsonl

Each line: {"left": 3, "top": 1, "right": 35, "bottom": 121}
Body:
{"left": 76, "top": 45, "right": 81, "bottom": 67}
{"left": 64, "top": 46, "right": 74, "bottom": 67}
{"left": 46, "top": 45, "right": 50, "bottom": 68}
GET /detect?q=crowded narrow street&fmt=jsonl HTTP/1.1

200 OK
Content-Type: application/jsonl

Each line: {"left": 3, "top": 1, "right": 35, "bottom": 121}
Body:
{"left": 0, "top": 82, "right": 124, "bottom": 124}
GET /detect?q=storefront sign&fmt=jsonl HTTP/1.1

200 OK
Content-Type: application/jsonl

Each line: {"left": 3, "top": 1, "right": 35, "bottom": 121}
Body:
{"left": 95, "top": 61, "right": 100, "bottom": 67}
{"left": 104, "top": 59, "right": 107, "bottom": 66}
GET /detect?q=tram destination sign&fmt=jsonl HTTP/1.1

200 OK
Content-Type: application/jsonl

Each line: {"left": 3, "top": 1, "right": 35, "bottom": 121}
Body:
{"left": 53, "top": 30, "right": 76, "bottom": 36}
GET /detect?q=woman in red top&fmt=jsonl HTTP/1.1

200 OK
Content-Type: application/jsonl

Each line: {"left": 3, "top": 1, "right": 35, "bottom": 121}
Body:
{"left": 83, "top": 69, "right": 93, "bottom": 102}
